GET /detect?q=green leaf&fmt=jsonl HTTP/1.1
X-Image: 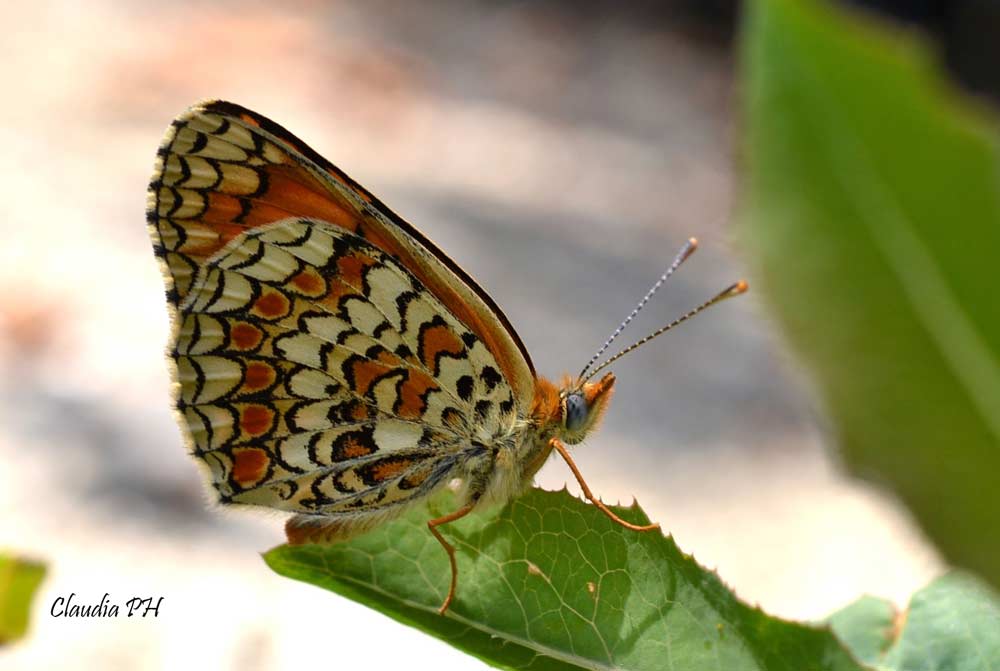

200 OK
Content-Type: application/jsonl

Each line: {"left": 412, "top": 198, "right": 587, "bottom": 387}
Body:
{"left": 0, "top": 553, "right": 46, "bottom": 646}
{"left": 883, "top": 573, "right": 1000, "bottom": 670}
{"left": 739, "top": 0, "right": 1000, "bottom": 586}
{"left": 830, "top": 573, "right": 1000, "bottom": 670}
{"left": 828, "top": 595, "right": 897, "bottom": 666}
{"left": 266, "top": 488, "right": 864, "bottom": 671}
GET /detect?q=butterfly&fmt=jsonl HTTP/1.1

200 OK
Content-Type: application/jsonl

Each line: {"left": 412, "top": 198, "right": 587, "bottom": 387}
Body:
{"left": 147, "top": 100, "right": 746, "bottom": 614}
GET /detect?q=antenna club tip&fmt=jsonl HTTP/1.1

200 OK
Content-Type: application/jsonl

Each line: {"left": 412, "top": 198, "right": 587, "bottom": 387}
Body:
{"left": 734, "top": 279, "right": 749, "bottom": 294}
{"left": 688, "top": 237, "right": 699, "bottom": 248}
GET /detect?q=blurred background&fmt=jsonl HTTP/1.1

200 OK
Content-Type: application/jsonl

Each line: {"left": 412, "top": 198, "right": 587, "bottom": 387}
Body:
{"left": 5, "top": 0, "right": 993, "bottom": 668}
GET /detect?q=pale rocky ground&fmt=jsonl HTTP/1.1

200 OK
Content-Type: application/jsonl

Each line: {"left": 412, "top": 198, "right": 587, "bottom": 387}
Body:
{"left": 0, "top": 1, "right": 941, "bottom": 669}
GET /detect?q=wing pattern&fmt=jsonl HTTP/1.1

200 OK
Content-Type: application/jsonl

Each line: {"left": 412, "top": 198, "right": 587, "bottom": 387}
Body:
{"left": 147, "top": 100, "right": 536, "bottom": 413}
{"left": 174, "top": 217, "right": 514, "bottom": 518}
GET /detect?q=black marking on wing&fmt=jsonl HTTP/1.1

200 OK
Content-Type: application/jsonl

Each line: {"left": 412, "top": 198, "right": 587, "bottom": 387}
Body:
{"left": 276, "top": 480, "right": 298, "bottom": 501}
{"left": 455, "top": 375, "right": 474, "bottom": 402}
{"left": 480, "top": 365, "right": 502, "bottom": 392}
{"left": 225, "top": 237, "right": 271, "bottom": 272}
{"left": 395, "top": 290, "right": 418, "bottom": 334}
{"left": 189, "top": 131, "right": 208, "bottom": 154}
{"left": 270, "top": 218, "right": 315, "bottom": 248}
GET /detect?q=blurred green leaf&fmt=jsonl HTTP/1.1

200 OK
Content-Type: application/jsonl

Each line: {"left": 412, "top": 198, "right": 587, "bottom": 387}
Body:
{"left": 882, "top": 573, "right": 1000, "bottom": 669}
{"left": 740, "top": 0, "right": 1000, "bottom": 586}
{"left": 266, "top": 488, "right": 863, "bottom": 671}
{"left": 0, "top": 553, "right": 46, "bottom": 646}
{"left": 830, "top": 573, "right": 1000, "bottom": 670}
{"left": 828, "top": 595, "right": 896, "bottom": 666}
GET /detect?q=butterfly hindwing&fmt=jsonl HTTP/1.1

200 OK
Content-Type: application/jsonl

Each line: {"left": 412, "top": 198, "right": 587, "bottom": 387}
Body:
{"left": 173, "top": 218, "right": 513, "bottom": 524}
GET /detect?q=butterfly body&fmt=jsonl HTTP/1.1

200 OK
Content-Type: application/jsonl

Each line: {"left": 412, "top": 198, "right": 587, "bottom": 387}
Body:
{"left": 149, "top": 100, "right": 697, "bottom": 613}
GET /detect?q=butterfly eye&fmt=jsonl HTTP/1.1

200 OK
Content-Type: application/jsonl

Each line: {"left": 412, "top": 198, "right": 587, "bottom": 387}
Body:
{"left": 564, "top": 392, "right": 588, "bottom": 433}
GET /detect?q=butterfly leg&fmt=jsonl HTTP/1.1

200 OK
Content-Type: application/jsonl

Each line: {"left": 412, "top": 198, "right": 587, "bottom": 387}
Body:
{"left": 427, "top": 499, "right": 478, "bottom": 615}
{"left": 550, "top": 438, "right": 660, "bottom": 533}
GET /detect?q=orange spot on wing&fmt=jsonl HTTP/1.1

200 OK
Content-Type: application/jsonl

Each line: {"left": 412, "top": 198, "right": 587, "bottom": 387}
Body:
{"left": 318, "top": 278, "right": 360, "bottom": 310}
{"left": 349, "top": 402, "right": 371, "bottom": 421}
{"left": 348, "top": 359, "right": 393, "bottom": 396}
{"left": 232, "top": 447, "right": 269, "bottom": 486}
{"left": 339, "top": 436, "right": 375, "bottom": 459}
{"left": 240, "top": 405, "right": 274, "bottom": 436}
{"left": 336, "top": 253, "right": 377, "bottom": 288}
{"left": 396, "top": 371, "right": 437, "bottom": 420}
{"left": 370, "top": 458, "right": 412, "bottom": 482}
{"left": 230, "top": 322, "right": 263, "bottom": 350}
{"left": 420, "top": 325, "right": 464, "bottom": 371}
{"left": 289, "top": 269, "right": 324, "bottom": 295}
{"left": 252, "top": 290, "right": 290, "bottom": 319}
{"left": 244, "top": 362, "right": 275, "bottom": 391}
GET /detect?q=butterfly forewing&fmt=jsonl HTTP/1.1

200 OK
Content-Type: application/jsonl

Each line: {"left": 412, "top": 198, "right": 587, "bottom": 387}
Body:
{"left": 148, "top": 100, "right": 535, "bottom": 414}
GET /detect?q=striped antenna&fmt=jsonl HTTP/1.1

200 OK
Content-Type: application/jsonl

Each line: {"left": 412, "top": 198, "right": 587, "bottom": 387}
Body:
{"left": 582, "top": 280, "right": 748, "bottom": 383}
{"left": 578, "top": 237, "right": 699, "bottom": 380}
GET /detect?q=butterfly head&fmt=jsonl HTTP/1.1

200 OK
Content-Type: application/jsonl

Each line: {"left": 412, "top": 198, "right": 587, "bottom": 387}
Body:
{"left": 558, "top": 372, "right": 616, "bottom": 445}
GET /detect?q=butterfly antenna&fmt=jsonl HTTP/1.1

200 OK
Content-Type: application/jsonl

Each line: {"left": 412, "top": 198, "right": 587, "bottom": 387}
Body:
{"left": 583, "top": 280, "right": 748, "bottom": 382}
{"left": 578, "top": 237, "right": 699, "bottom": 380}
